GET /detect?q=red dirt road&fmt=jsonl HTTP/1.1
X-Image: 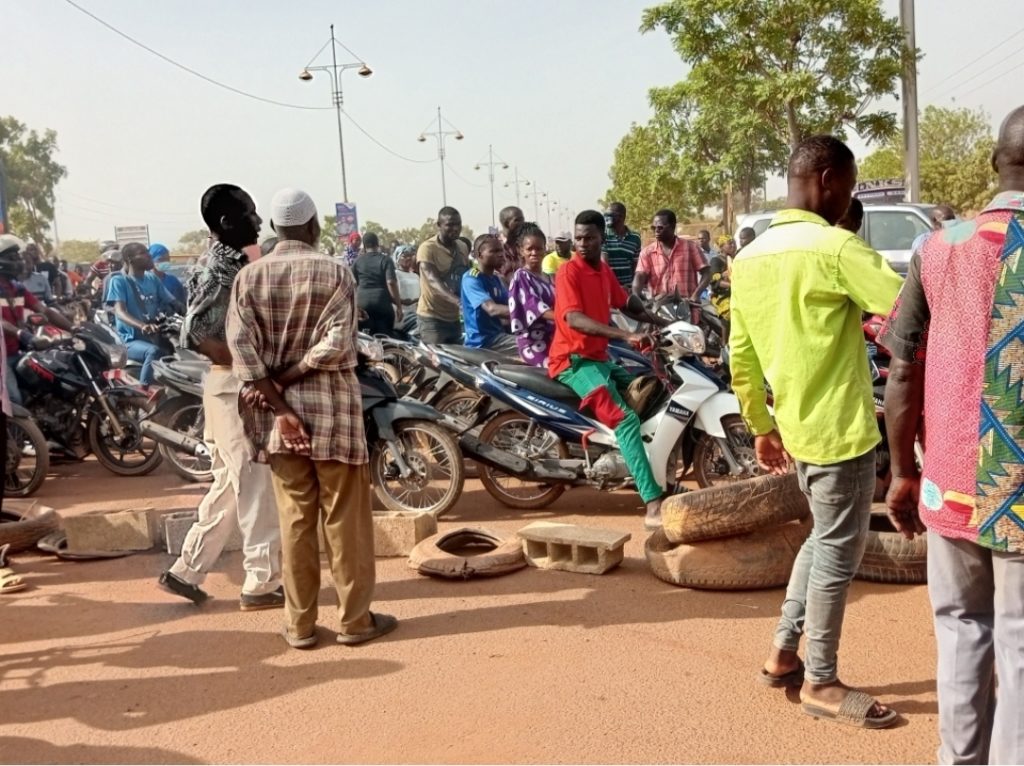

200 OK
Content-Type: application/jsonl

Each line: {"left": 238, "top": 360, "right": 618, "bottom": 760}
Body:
{"left": 1, "top": 459, "right": 939, "bottom": 764}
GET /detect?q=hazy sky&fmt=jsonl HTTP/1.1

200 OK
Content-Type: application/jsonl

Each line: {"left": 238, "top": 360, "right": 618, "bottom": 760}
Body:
{"left": 6, "top": 0, "right": 1023, "bottom": 247}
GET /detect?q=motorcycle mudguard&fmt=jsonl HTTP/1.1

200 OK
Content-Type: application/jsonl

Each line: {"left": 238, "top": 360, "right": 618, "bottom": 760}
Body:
{"left": 371, "top": 400, "right": 442, "bottom": 442}
{"left": 693, "top": 391, "right": 743, "bottom": 438}
{"left": 9, "top": 403, "right": 31, "bottom": 419}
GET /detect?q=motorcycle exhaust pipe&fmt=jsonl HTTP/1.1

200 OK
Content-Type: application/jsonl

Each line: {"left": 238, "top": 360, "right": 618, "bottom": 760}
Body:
{"left": 139, "top": 421, "right": 210, "bottom": 457}
{"left": 458, "top": 434, "right": 578, "bottom": 482}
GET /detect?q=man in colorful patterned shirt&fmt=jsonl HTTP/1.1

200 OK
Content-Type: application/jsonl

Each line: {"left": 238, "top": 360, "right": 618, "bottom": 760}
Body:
{"left": 228, "top": 188, "right": 397, "bottom": 650}
{"left": 882, "top": 106, "right": 1024, "bottom": 765}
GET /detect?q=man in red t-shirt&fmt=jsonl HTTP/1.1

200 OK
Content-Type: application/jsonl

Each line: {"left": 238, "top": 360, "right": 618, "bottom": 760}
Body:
{"left": 550, "top": 210, "right": 667, "bottom": 528}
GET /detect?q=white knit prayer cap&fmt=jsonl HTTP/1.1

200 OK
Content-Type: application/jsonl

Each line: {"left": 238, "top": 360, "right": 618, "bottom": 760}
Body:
{"left": 270, "top": 188, "right": 318, "bottom": 228}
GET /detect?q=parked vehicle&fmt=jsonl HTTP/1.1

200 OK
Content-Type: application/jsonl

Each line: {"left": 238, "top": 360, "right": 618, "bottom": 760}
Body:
{"left": 459, "top": 320, "right": 759, "bottom": 511}
{"left": 14, "top": 322, "right": 162, "bottom": 476}
{"left": 5, "top": 405, "right": 49, "bottom": 497}
{"left": 148, "top": 351, "right": 212, "bottom": 483}
{"left": 736, "top": 203, "right": 935, "bottom": 275}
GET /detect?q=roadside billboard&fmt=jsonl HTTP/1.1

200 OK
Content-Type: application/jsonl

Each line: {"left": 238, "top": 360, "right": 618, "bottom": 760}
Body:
{"left": 335, "top": 203, "right": 358, "bottom": 239}
{"left": 114, "top": 225, "right": 151, "bottom": 247}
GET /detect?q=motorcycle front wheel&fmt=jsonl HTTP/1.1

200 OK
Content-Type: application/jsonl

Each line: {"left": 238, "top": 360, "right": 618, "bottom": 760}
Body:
{"left": 156, "top": 395, "right": 212, "bottom": 483}
{"left": 370, "top": 419, "right": 465, "bottom": 518}
{"left": 692, "top": 414, "right": 763, "bottom": 488}
{"left": 6, "top": 415, "right": 50, "bottom": 497}
{"left": 87, "top": 395, "right": 163, "bottom": 476}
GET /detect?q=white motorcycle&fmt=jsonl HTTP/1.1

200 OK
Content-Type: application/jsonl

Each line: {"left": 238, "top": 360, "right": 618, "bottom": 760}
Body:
{"left": 458, "top": 320, "right": 760, "bottom": 510}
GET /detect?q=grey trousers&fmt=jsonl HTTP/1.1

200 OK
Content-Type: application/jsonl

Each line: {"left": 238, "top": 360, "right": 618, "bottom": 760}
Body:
{"left": 773, "top": 450, "right": 875, "bottom": 684}
{"left": 418, "top": 316, "right": 462, "bottom": 345}
{"left": 928, "top": 531, "right": 1024, "bottom": 765}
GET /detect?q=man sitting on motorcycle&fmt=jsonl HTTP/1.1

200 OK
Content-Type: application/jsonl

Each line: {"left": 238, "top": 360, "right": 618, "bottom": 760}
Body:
{"left": 106, "top": 242, "right": 184, "bottom": 388}
{"left": 0, "top": 236, "right": 74, "bottom": 405}
{"left": 549, "top": 210, "right": 668, "bottom": 530}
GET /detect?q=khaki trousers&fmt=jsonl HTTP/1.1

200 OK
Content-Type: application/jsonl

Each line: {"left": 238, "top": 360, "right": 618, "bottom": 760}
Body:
{"left": 268, "top": 454, "right": 376, "bottom": 639}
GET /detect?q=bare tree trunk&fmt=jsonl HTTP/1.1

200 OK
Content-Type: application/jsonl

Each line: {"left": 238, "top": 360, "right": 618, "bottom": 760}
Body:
{"left": 786, "top": 102, "right": 801, "bottom": 150}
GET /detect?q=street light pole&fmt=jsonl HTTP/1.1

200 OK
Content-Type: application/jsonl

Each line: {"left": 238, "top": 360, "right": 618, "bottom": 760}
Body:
{"left": 475, "top": 145, "right": 509, "bottom": 228}
{"left": 299, "top": 24, "right": 372, "bottom": 203}
{"left": 900, "top": 0, "right": 921, "bottom": 202}
{"left": 418, "top": 107, "right": 464, "bottom": 206}
{"left": 504, "top": 166, "right": 530, "bottom": 207}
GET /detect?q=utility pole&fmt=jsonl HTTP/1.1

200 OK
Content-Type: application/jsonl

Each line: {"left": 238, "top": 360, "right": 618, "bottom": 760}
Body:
{"left": 900, "top": 0, "right": 920, "bottom": 203}
{"left": 418, "top": 107, "right": 464, "bottom": 207}
{"left": 475, "top": 145, "right": 509, "bottom": 228}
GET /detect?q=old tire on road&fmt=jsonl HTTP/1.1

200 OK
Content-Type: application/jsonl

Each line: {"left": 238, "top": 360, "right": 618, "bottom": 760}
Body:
{"left": 854, "top": 508, "right": 928, "bottom": 585}
{"left": 646, "top": 516, "right": 813, "bottom": 591}
{"left": 409, "top": 527, "right": 526, "bottom": 579}
{"left": 662, "top": 472, "right": 810, "bottom": 545}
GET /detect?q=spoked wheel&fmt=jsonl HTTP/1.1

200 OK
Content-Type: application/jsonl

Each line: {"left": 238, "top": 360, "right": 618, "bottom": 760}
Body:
{"left": 379, "top": 347, "right": 420, "bottom": 398}
{"left": 477, "top": 412, "right": 569, "bottom": 510}
{"left": 370, "top": 419, "right": 465, "bottom": 518}
{"left": 692, "top": 414, "right": 763, "bottom": 488}
{"left": 157, "top": 396, "right": 212, "bottom": 483}
{"left": 87, "top": 396, "right": 163, "bottom": 476}
{"left": 436, "top": 388, "right": 485, "bottom": 424}
{"left": 6, "top": 415, "right": 50, "bottom": 497}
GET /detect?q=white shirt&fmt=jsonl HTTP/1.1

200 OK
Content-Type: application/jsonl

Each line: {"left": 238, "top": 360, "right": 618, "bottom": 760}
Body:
{"left": 396, "top": 269, "right": 420, "bottom": 303}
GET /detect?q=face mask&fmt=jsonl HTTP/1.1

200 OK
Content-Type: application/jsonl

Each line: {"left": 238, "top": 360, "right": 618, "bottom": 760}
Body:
{"left": 156, "top": 261, "right": 172, "bottom": 272}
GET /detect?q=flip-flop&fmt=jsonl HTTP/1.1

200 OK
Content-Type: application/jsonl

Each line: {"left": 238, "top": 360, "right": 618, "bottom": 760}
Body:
{"left": 757, "top": 660, "right": 805, "bottom": 688}
{"left": 802, "top": 690, "right": 899, "bottom": 729}
{"left": 0, "top": 566, "right": 27, "bottom": 593}
{"left": 336, "top": 612, "right": 398, "bottom": 646}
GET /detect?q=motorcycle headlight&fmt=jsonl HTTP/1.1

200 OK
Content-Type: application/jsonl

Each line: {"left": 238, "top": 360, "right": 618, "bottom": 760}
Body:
{"left": 357, "top": 337, "right": 385, "bottom": 363}
{"left": 672, "top": 327, "right": 706, "bottom": 355}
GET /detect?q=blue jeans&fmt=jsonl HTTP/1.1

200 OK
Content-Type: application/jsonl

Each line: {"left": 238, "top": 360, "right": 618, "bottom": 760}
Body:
{"left": 5, "top": 353, "right": 23, "bottom": 406}
{"left": 773, "top": 450, "right": 875, "bottom": 684}
{"left": 127, "top": 339, "right": 161, "bottom": 386}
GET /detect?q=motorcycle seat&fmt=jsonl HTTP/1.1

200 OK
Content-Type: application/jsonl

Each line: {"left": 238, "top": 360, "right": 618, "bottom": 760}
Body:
{"left": 437, "top": 345, "right": 521, "bottom": 367}
{"left": 494, "top": 364, "right": 581, "bottom": 406}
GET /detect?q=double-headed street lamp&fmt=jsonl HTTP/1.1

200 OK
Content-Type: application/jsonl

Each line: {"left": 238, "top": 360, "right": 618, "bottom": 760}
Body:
{"left": 299, "top": 24, "right": 372, "bottom": 203}
{"left": 503, "top": 167, "right": 531, "bottom": 207}
{"left": 474, "top": 145, "right": 509, "bottom": 228}
{"left": 418, "top": 107, "right": 464, "bottom": 207}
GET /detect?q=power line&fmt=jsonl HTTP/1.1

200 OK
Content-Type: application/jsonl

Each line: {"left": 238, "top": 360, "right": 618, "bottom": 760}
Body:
{"left": 930, "top": 39, "right": 1024, "bottom": 102}
{"left": 922, "top": 23, "right": 1024, "bottom": 97}
{"left": 59, "top": 190, "right": 196, "bottom": 217}
{"left": 63, "top": 0, "right": 440, "bottom": 166}
{"left": 444, "top": 162, "right": 487, "bottom": 188}
{"left": 62, "top": 0, "right": 331, "bottom": 111}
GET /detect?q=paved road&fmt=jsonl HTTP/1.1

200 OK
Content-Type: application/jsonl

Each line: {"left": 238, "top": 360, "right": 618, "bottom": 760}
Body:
{"left": 0, "top": 458, "right": 939, "bottom": 764}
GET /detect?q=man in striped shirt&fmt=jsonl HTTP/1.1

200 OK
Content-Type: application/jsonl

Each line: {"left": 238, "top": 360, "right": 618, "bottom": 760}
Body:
{"left": 228, "top": 187, "right": 397, "bottom": 650}
{"left": 602, "top": 202, "right": 642, "bottom": 289}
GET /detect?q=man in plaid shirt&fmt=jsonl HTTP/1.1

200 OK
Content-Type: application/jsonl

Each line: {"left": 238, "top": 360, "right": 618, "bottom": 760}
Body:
{"left": 227, "top": 187, "right": 397, "bottom": 650}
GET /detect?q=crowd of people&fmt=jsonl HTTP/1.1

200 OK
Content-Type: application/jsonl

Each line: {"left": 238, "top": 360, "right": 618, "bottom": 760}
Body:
{"left": 1, "top": 103, "right": 1022, "bottom": 763}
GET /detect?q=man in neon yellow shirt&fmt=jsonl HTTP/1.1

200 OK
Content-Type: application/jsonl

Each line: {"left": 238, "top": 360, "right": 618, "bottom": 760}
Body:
{"left": 731, "top": 135, "right": 903, "bottom": 729}
{"left": 541, "top": 233, "right": 573, "bottom": 275}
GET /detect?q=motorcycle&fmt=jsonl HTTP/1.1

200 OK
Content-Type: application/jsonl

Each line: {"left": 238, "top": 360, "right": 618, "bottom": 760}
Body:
{"left": 5, "top": 405, "right": 50, "bottom": 497}
{"left": 14, "top": 322, "right": 163, "bottom": 476}
{"left": 147, "top": 351, "right": 213, "bottom": 483}
{"left": 458, "top": 320, "right": 759, "bottom": 510}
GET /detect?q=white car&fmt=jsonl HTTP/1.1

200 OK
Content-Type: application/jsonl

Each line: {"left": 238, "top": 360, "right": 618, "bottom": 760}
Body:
{"left": 736, "top": 203, "right": 935, "bottom": 276}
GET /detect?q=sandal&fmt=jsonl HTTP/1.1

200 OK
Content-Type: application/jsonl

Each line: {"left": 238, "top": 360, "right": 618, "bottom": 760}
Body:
{"left": 757, "top": 660, "right": 805, "bottom": 688}
{"left": 802, "top": 689, "right": 899, "bottom": 729}
{"left": 336, "top": 612, "right": 398, "bottom": 646}
{"left": 0, "top": 546, "right": 26, "bottom": 594}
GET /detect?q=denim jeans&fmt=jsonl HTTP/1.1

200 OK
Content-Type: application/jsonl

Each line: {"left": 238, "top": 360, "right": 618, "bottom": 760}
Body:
{"left": 928, "top": 531, "right": 1024, "bottom": 765}
{"left": 5, "top": 353, "right": 22, "bottom": 406}
{"left": 126, "top": 339, "right": 161, "bottom": 386}
{"left": 772, "top": 449, "right": 875, "bottom": 684}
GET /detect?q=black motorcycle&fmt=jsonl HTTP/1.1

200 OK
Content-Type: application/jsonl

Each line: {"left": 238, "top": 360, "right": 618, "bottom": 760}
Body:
{"left": 6, "top": 404, "right": 50, "bottom": 497}
{"left": 14, "top": 322, "right": 163, "bottom": 476}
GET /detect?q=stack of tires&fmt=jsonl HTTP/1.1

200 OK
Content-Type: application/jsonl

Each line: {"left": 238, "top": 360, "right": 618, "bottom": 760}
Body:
{"left": 646, "top": 473, "right": 812, "bottom": 590}
{"left": 646, "top": 475, "right": 929, "bottom": 589}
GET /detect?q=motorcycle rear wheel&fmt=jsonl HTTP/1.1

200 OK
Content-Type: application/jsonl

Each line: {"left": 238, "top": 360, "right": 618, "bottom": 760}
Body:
{"left": 87, "top": 396, "right": 163, "bottom": 476}
{"left": 6, "top": 415, "right": 50, "bottom": 498}
{"left": 370, "top": 419, "right": 465, "bottom": 518}
{"left": 156, "top": 396, "right": 212, "bottom": 483}
{"left": 476, "top": 412, "right": 569, "bottom": 510}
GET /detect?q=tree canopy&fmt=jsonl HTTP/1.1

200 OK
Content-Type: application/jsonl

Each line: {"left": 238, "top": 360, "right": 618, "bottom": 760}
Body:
{"left": 0, "top": 116, "right": 67, "bottom": 245}
{"left": 56, "top": 239, "right": 100, "bottom": 264}
{"left": 322, "top": 217, "right": 475, "bottom": 250}
{"left": 607, "top": 0, "right": 909, "bottom": 219}
{"left": 859, "top": 106, "right": 997, "bottom": 214}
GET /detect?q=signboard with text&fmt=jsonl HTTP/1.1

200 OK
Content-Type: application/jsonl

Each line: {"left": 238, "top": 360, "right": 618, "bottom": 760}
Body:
{"left": 853, "top": 178, "right": 906, "bottom": 203}
{"left": 114, "top": 224, "right": 151, "bottom": 247}
{"left": 334, "top": 203, "right": 358, "bottom": 239}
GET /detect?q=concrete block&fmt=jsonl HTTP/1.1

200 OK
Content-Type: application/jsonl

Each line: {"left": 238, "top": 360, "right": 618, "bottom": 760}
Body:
{"left": 163, "top": 511, "right": 242, "bottom": 556}
{"left": 517, "top": 521, "right": 631, "bottom": 575}
{"left": 372, "top": 511, "right": 437, "bottom": 557}
{"left": 65, "top": 510, "right": 153, "bottom": 553}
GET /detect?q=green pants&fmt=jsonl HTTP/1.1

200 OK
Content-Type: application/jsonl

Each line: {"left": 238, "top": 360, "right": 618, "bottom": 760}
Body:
{"left": 558, "top": 356, "right": 663, "bottom": 504}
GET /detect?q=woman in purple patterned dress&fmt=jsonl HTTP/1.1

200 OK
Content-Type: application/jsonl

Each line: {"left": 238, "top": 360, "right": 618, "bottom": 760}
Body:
{"left": 508, "top": 223, "right": 556, "bottom": 369}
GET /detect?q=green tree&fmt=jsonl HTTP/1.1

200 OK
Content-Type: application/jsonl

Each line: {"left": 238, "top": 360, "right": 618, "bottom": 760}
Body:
{"left": 56, "top": 239, "right": 100, "bottom": 264}
{"left": 323, "top": 216, "right": 474, "bottom": 250}
{"left": 0, "top": 116, "right": 68, "bottom": 245}
{"left": 171, "top": 228, "right": 209, "bottom": 259}
{"left": 603, "top": 123, "right": 693, "bottom": 229}
{"left": 859, "top": 106, "right": 997, "bottom": 213}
